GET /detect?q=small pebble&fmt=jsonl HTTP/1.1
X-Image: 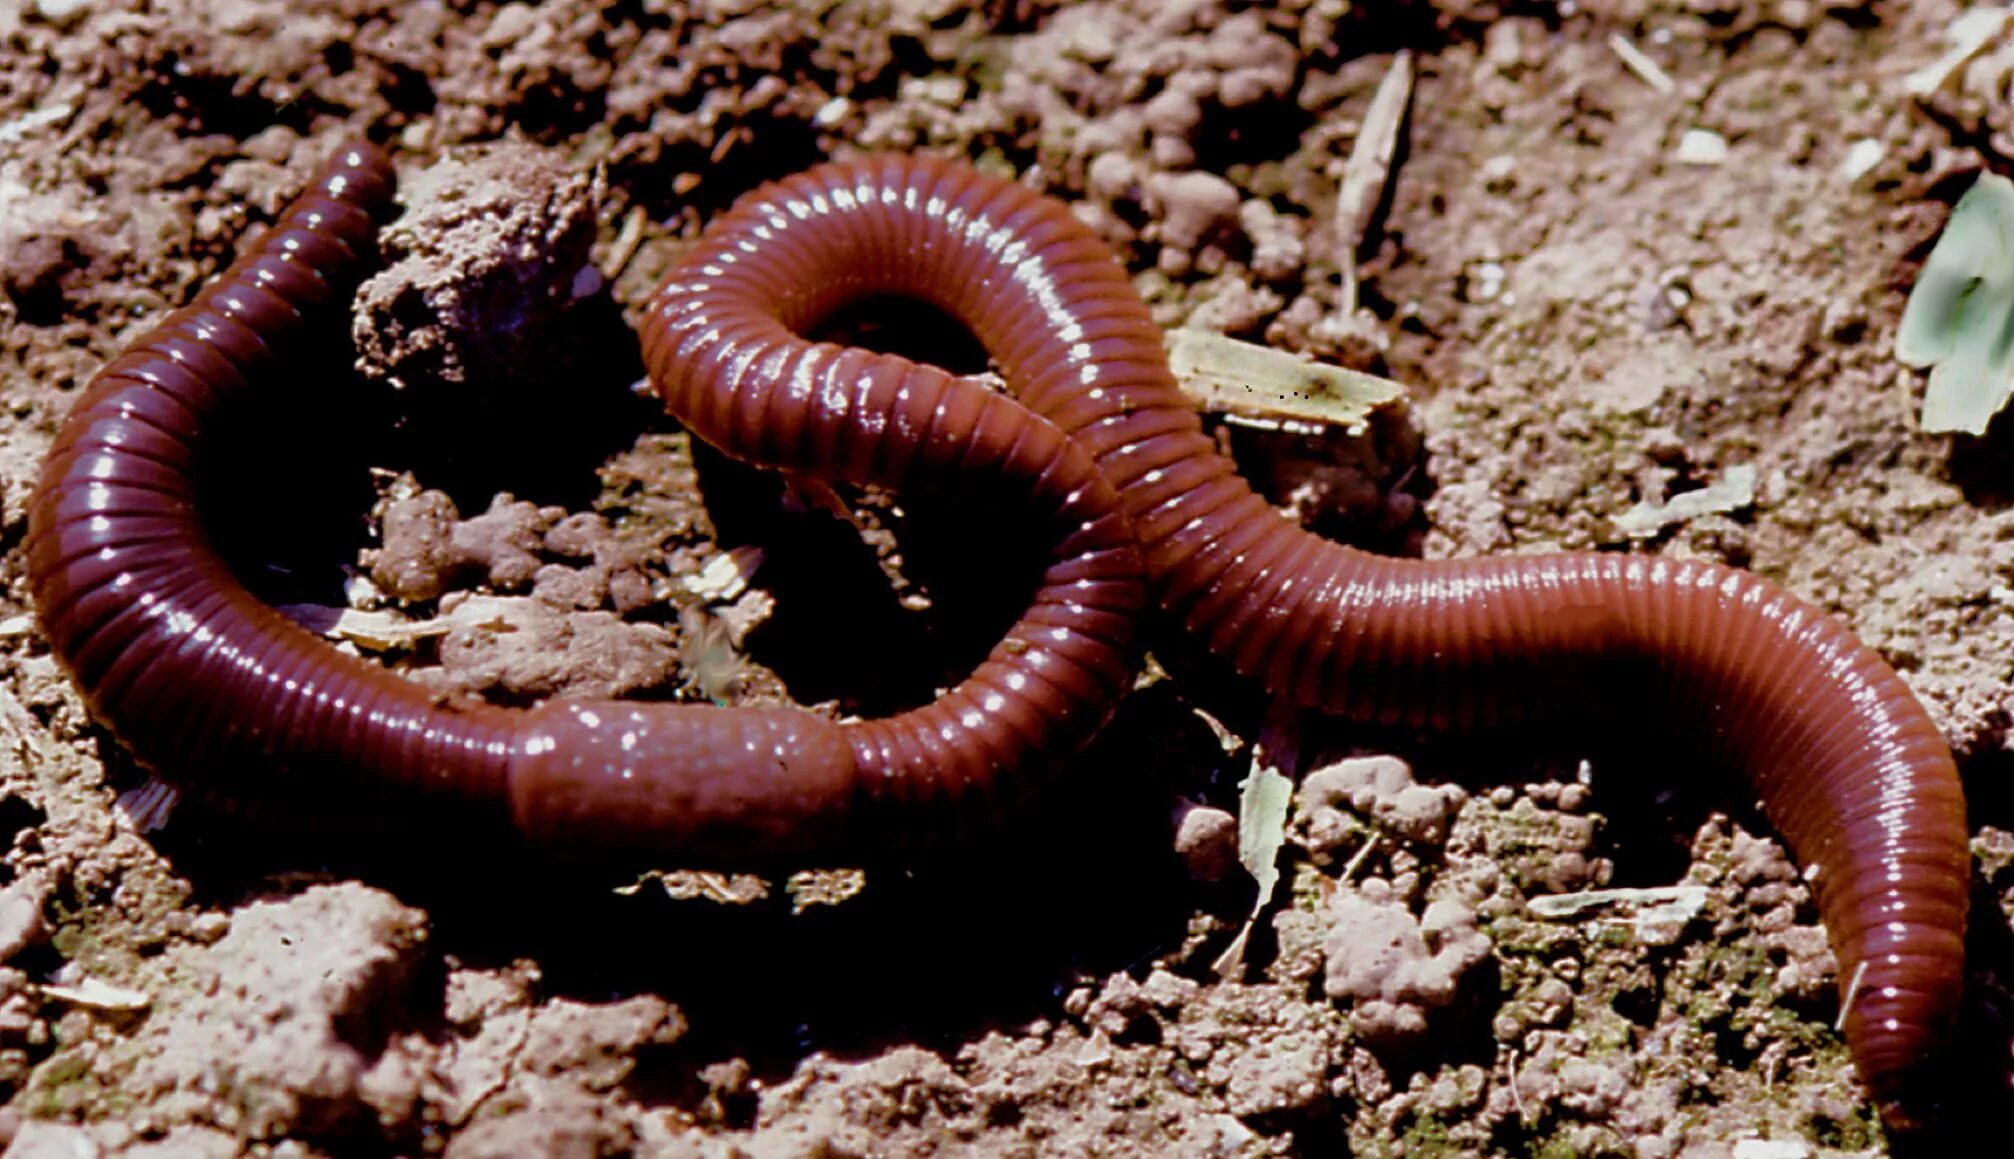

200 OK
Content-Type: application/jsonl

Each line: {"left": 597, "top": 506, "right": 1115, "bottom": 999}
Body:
{"left": 1837, "top": 138, "right": 1883, "bottom": 184}
{"left": 1172, "top": 800, "right": 1238, "bottom": 882}
{"left": 189, "top": 912, "right": 231, "bottom": 945}
{"left": 0, "top": 876, "right": 49, "bottom": 965}
{"left": 33, "top": 0, "right": 89, "bottom": 29}
{"left": 1674, "top": 129, "right": 1729, "bottom": 166}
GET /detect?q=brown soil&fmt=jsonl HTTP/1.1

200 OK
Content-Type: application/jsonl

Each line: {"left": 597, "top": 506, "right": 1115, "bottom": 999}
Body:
{"left": 0, "top": 1, "right": 2009, "bottom": 1155}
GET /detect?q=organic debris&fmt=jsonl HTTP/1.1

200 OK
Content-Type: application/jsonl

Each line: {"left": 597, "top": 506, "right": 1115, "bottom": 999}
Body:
{"left": 1526, "top": 884, "right": 1709, "bottom": 927}
{"left": 279, "top": 604, "right": 453, "bottom": 652}
{"left": 1897, "top": 171, "right": 2014, "bottom": 435}
{"left": 1166, "top": 328, "right": 1404, "bottom": 435}
{"left": 1608, "top": 33, "right": 1676, "bottom": 95}
{"left": 1904, "top": 7, "right": 2011, "bottom": 98}
{"left": 1613, "top": 464, "right": 1757, "bottom": 538}
{"left": 1211, "top": 758, "right": 1292, "bottom": 980}
{"left": 39, "top": 976, "right": 150, "bottom": 1014}
{"left": 1334, "top": 49, "right": 1414, "bottom": 323}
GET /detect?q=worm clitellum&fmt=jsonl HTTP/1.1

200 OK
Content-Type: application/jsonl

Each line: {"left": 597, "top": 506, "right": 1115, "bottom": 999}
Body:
{"left": 640, "top": 155, "right": 1969, "bottom": 1128}
{"left": 25, "top": 142, "right": 1145, "bottom": 859}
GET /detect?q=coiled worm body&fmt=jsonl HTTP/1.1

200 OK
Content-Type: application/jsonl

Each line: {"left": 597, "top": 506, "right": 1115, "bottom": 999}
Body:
{"left": 26, "top": 143, "right": 1967, "bottom": 1128}
{"left": 26, "top": 142, "right": 1145, "bottom": 860}
{"left": 642, "top": 155, "right": 1968, "bottom": 1128}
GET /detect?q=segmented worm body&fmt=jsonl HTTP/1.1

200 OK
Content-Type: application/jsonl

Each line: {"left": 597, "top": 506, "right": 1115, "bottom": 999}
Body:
{"left": 25, "top": 142, "right": 1144, "bottom": 860}
{"left": 640, "top": 156, "right": 1968, "bottom": 1127}
{"left": 27, "top": 142, "right": 1968, "bottom": 1127}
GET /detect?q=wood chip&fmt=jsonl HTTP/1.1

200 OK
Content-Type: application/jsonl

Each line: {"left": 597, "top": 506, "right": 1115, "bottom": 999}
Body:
{"left": 0, "top": 101, "right": 74, "bottom": 144}
{"left": 1836, "top": 138, "right": 1884, "bottom": 184}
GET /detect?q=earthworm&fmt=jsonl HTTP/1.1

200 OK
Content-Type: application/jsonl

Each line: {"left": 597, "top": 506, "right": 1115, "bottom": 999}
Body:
{"left": 25, "top": 136, "right": 1969, "bottom": 1126}
{"left": 24, "top": 141, "right": 1146, "bottom": 861}
{"left": 639, "top": 155, "right": 1969, "bottom": 1128}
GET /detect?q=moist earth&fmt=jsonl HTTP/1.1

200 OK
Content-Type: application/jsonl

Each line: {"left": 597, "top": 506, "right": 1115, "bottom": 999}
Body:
{"left": 0, "top": 1, "right": 2010, "bottom": 1156}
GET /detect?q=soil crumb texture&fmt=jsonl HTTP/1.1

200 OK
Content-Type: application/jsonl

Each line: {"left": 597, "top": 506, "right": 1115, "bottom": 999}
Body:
{"left": 0, "top": 1, "right": 2010, "bottom": 1156}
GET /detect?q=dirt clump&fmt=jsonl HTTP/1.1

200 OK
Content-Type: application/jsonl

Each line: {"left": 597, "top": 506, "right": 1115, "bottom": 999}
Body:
{"left": 30, "top": 885, "right": 428, "bottom": 1144}
{"left": 1323, "top": 886, "right": 1493, "bottom": 1049}
{"left": 353, "top": 139, "right": 601, "bottom": 394}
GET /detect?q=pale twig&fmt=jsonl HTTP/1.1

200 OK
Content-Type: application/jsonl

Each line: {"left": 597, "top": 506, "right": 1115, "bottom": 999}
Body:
{"left": 1836, "top": 960, "right": 1870, "bottom": 1033}
{"left": 600, "top": 205, "right": 649, "bottom": 283}
{"left": 1608, "top": 33, "right": 1676, "bottom": 95}
{"left": 1339, "top": 832, "right": 1380, "bottom": 884}
{"left": 1334, "top": 50, "right": 1414, "bottom": 320}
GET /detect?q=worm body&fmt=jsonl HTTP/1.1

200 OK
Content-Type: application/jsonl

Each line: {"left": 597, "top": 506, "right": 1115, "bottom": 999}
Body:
{"left": 25, "top": 143, "right": 1145, "bottom": 860}
{"left": 27, "top": 141, "right": 1969, "bottom": 1128}
{"left": 639, "top": 156, "right": 1968, "bottom": 1127}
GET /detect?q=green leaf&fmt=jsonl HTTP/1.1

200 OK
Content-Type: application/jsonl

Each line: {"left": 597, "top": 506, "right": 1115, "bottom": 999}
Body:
{"left": 1898, "top": 172, "right": 2014, "bottom": 435}
{"left": 1210, "top": 758, "right": 1293, "bottom": 979}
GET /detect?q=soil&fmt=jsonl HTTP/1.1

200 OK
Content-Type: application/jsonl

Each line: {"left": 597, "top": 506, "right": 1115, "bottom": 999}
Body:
{"left": 0, "top": 1, "right": 2010, "bottom": 1156}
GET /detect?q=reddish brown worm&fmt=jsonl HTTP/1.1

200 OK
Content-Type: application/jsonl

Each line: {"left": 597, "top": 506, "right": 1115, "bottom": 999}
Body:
{"left": 27, "top": 142, "right": 1967, "bottom": 1127}
{"left": 640, "top": 155, "right": 1967, "bottom": 1128}
{"left": 25, "top": 141, "right": 1146, "bottom": 860}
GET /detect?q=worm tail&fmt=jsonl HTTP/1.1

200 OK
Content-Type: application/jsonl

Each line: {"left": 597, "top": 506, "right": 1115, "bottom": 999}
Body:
{"left": 1056, "top": 276, "right": 1968, "bottom": 1125}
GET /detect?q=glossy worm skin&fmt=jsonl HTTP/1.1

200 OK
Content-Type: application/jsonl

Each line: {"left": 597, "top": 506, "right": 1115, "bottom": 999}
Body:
{"left": 25, "top": 137, "right": 1969, "bottom": 1128}
{"left": 640, "top": 155, "right": 1968, "bottom": 1128}
{"left": 25, "top": 142, "right": 1145, "bottom": 861}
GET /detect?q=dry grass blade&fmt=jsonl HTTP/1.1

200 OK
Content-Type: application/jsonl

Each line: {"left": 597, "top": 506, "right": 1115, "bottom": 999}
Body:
{"left": 1335, "top": 49, "right": 1414, "bottom": 320}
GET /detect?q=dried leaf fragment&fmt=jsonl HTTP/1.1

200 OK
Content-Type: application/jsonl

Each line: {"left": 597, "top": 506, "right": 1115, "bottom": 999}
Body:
{"left": 1166, "top": 329, "right": 1404, "bottom": 435}
{"left": 280, "top": 604, "right": 456, "bottom": 652}
{"left": 1211, "top": 753, "right": 1293, "bottom": 979}
{"left": 40, "top": 976, "right": 151, "bottom": 1013}
{"left": 1612, "top": 464, "right": 1756, "bottom": 538}
{"left": 682, "top": 546, "right": 764, "bottom": 603}
{"left": 616, "top": 869, "right": 770, "bottom": 905}
{"left": 1525, "top": 884, "right": 1708, "bottom": 924}
{"left": 1904, "top": 7, "right": 2011, "bottom": 98}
